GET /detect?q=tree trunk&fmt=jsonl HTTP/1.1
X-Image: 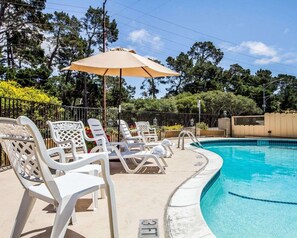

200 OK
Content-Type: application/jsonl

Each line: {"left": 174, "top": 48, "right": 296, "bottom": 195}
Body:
{"left": 0, "top": 3, "right": 7, "bottom": 28}
{"left": 48, "top": 27, "right": 61, "bottom": 69}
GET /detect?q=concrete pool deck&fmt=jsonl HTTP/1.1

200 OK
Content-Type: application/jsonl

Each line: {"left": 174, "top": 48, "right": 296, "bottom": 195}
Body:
{"left": 0, "top": 138, "right": 222, "bottom": 238}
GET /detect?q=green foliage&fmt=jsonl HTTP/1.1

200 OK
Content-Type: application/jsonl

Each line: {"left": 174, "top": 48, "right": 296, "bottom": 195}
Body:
{"left": 196, "top": 122, "right": 208, "bottom": 130}
{"left": 122, "top": 98, "right": 177, "bottom": 113}
{"left": 198, "top": 90, "right": 262, "bottom": 116}
{"left": 165, "top": 52, "right": 194, "bottom": 95}
{"left": 106, "top": 76, "right": 136, "bottom": 107}
{"left": 175, "top": 93, "right": 202, "bottom": 113}
{"left": 161, "top": 124, "right": 183, "bottom": 131}
{"left": 140, "top": 59, "right": 165, "bottom": 98}
{"left": 0, "top": 0, "right": 48, "bottom": 82}
{"left": 165, "top": 41, "right": 224, "bottom": 95}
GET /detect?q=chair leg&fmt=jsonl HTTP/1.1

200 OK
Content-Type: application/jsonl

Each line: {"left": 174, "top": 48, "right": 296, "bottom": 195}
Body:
{"left": 101, "top": 186, "right": 106, "bottom": 199}
{"left": 168, "top": 146, "right": 174, "bottom": 157}
{"left": 130, "top": 157, "right": 140, "bottom": 166}
{"left": 98, "top": 172, "right": 106, "bottom": 199}
{"left": 153, "top": 156, "right": 166, "bottom": 174}
{"left": 161, "top": 157, "right": 168, "bottom": 167}
{"left": 69, "top": 209, "right": 77, "bottom": 225}
{"left": 130, "top": 156, "right": 166, "bottom": 174}
{"left": 10, "top": 190, "right": 36, "bottom": 238}
{"left": 92, "top": 191, "right": 98, "bottom": 211}
{"left": 91, "top": 170, "right": 100, "bottom": 210}
{"left": 51, "top": 196, "right": 77, "bottom": 238}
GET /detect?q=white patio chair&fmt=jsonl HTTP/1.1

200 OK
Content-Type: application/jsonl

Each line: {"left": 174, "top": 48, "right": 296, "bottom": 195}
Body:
{"left": 135, "top": 121, "right": 158, "bottom": 142}
{"left": 0, "top": 116, "right": 118, "bottom": 238}
{"left": 47, "top": 120, "right": 107, "bottom": 209}
{"left": 118, "top": 119, "right": 174, "bottom": 157}
{"left": 88, "top": 118, "right": 167, "bottom": 174}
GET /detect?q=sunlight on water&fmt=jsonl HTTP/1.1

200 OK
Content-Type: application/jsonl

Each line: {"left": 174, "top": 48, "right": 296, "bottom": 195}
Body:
{"left": 201, "top": 145, "right": 297, "bottom": 238}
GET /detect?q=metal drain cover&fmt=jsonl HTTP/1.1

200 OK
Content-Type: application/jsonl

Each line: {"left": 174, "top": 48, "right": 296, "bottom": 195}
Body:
{"left": 138, "top": 219, "right": 159, "bottom": 237}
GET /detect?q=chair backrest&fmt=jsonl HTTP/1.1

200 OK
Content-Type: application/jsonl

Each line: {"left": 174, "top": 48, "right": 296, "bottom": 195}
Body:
{"left": 135, "top": 121, "right": 151, "bottom": 134}
{"left": 47, "top": 120, "right": 88, "bottom": 153}
{"left": 118, "top": 120, "right": 132, "bottom": 139}
{"left": 0, "top": 116, "right": 61, "bottom": 200}
{"left": 87, "top": 118, "right": 110, "bottom": 147}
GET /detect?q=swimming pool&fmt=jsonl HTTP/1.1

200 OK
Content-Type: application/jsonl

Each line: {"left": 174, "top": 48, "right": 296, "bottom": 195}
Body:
{"left": 200, "top": 140, "right": 297, "bottom": 238}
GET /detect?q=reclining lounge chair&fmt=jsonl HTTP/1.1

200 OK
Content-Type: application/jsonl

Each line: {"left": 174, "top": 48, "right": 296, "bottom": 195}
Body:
{"left": 88, "top": 118, "right": 167, "bottom": 174}
{"left": 119, "top": 119, "right": 174, "bottom": 157}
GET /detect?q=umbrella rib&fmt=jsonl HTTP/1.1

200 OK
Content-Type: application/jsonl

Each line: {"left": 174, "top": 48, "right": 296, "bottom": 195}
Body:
{"left": 103, "top": 69, "right": 109, "bottom": 76}
{"left": 141, "top": 67, "right": 153, "bottom": 78}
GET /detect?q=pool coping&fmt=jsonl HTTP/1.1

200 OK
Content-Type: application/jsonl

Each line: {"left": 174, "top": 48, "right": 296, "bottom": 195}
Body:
{"left": 165, "top": 141, "right": 223, "bottom": 238}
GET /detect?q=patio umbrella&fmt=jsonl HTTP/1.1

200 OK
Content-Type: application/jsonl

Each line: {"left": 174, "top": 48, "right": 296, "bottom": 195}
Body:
{"left": 63, "top": 48, "right": 180, "bottom": 140}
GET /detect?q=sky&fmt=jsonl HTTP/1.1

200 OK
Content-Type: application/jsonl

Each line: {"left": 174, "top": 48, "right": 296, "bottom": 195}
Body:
{"left": 45, "top": 0, "right": 297, "bottom": 98}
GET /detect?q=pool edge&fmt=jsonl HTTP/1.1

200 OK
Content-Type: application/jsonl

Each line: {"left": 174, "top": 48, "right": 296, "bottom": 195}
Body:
{"left": 165, "top": 142, "right": 223, "bottom": 238}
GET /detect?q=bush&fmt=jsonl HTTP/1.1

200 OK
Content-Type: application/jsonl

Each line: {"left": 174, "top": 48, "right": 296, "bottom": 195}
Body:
{"left": 0, "top": 80, "right": 61, "bottom": 104}
{"left": 0, "top": 80, "right": 62, "bottom": 122}
{"left": 196, "top": 122, "right": 208, "bottom": 130}
{"left": 161, "top": 124, "right": 183, "bottom": 131}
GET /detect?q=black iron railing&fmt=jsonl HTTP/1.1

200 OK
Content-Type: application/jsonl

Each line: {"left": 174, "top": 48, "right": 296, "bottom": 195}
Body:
{"left": 0, "top": 97, "right": 221, "bottom": 168}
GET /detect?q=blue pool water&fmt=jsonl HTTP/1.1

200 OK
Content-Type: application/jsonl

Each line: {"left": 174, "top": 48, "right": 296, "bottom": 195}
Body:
{"left": 200, "top": 142, "right": 297, "bottom": 238}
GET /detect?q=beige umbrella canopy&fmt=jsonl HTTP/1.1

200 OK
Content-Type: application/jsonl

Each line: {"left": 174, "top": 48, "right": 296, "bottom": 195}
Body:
{"left": 64, "top": 48, "right": 180, "bottom": 78}
{"left": 63, "top": 48, "right": 180, "bottom": 140}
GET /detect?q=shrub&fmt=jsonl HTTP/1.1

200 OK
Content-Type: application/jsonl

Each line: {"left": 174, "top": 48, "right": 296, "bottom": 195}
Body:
{"left": 161, "top": 124, "right": 183, "bottom": 131}
{"left": 196, "top": 122, "right": 208, "bottom": 130}
{"left": 0, "top": 80, "right": 60, "bottom": 104}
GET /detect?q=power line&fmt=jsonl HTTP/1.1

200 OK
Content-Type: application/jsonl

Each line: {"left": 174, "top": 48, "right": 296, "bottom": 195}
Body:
{"left": 113, "top": 0, "right": 235, "bottom": 45}
{"left": 111, "top": 1, "right": 297, "bottom": 70}
{"left": 110, "top": 0, "right": 142, "bottom": 17}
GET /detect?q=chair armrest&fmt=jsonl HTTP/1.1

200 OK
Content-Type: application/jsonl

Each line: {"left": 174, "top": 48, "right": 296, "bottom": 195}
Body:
{"left": 124, "top": 135, "right": 144, "bottom": 142}
{"left": 53, "top": 138, "right": 78, "bottom": 161}
{"left": 45, "top": 151, "right": 109, "bottom": 172}
{"left": 110, "top": 141, "right": 129, "bottom": 151}
{"left": 148, "top": 128, "right": 157, "bottom": 134}
{"left": 47, "top": 147, "right": 67, "bottom": 163}
{"left": 126, "top": 142, "right": 145, "bottom": 147}
{"left": 87, "top": 136, "right": 107, "bottom": 152}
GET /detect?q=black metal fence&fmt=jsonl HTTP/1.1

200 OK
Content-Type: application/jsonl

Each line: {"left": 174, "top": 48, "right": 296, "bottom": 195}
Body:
{"left": 0, "top": 97, "right": 220, "bottom": 168}
{"left": 120, "top": 110, "right": 219, "bottom": 128}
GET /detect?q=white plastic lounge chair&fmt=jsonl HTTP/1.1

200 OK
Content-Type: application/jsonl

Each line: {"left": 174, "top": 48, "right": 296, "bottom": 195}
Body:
{"left": 0, "top": 116, "right": 118, "bottom": 238}
{"left": 118, "top": 119, "right": 174, "bottom": 157}
{"left": 47, "top": 120, "right": 107, "bottom": 208}
{"left": 135, "top": 121, "right": 158, "bottom": 142}
{"left": 88, "top": 118, "right": 167, "bottom": 174}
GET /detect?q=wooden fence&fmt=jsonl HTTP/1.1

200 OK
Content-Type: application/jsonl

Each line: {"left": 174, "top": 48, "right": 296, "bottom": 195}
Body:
{"left": 232, "top": 113, "right": 297, "bottom": 138}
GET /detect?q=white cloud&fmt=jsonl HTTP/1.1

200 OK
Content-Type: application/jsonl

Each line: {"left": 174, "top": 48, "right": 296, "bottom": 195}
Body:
{"left": 225, "top": 41, "right": 277, "bottom": 58}
{"left": 127, "top": 29, "right": 163, "bottom": 51}
{"left": 221, "top": 41, "right": 297, "bottom": 66}
{"left": 254, "top": 56, "right": 280, "bottom": 65}
{"left": 222, "top": 41, "right": 282, "bottom": 65}
{"left": 282, "top": 52, "right": 297, "bottom": 64}
{"left": 241, "top": 41, "right": 277, "bottom": 57}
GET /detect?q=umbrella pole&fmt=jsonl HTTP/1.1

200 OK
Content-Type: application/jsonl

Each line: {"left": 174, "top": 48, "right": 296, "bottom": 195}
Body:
{"left": 118, "top": 69, "right": 122, "bottom": 142}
